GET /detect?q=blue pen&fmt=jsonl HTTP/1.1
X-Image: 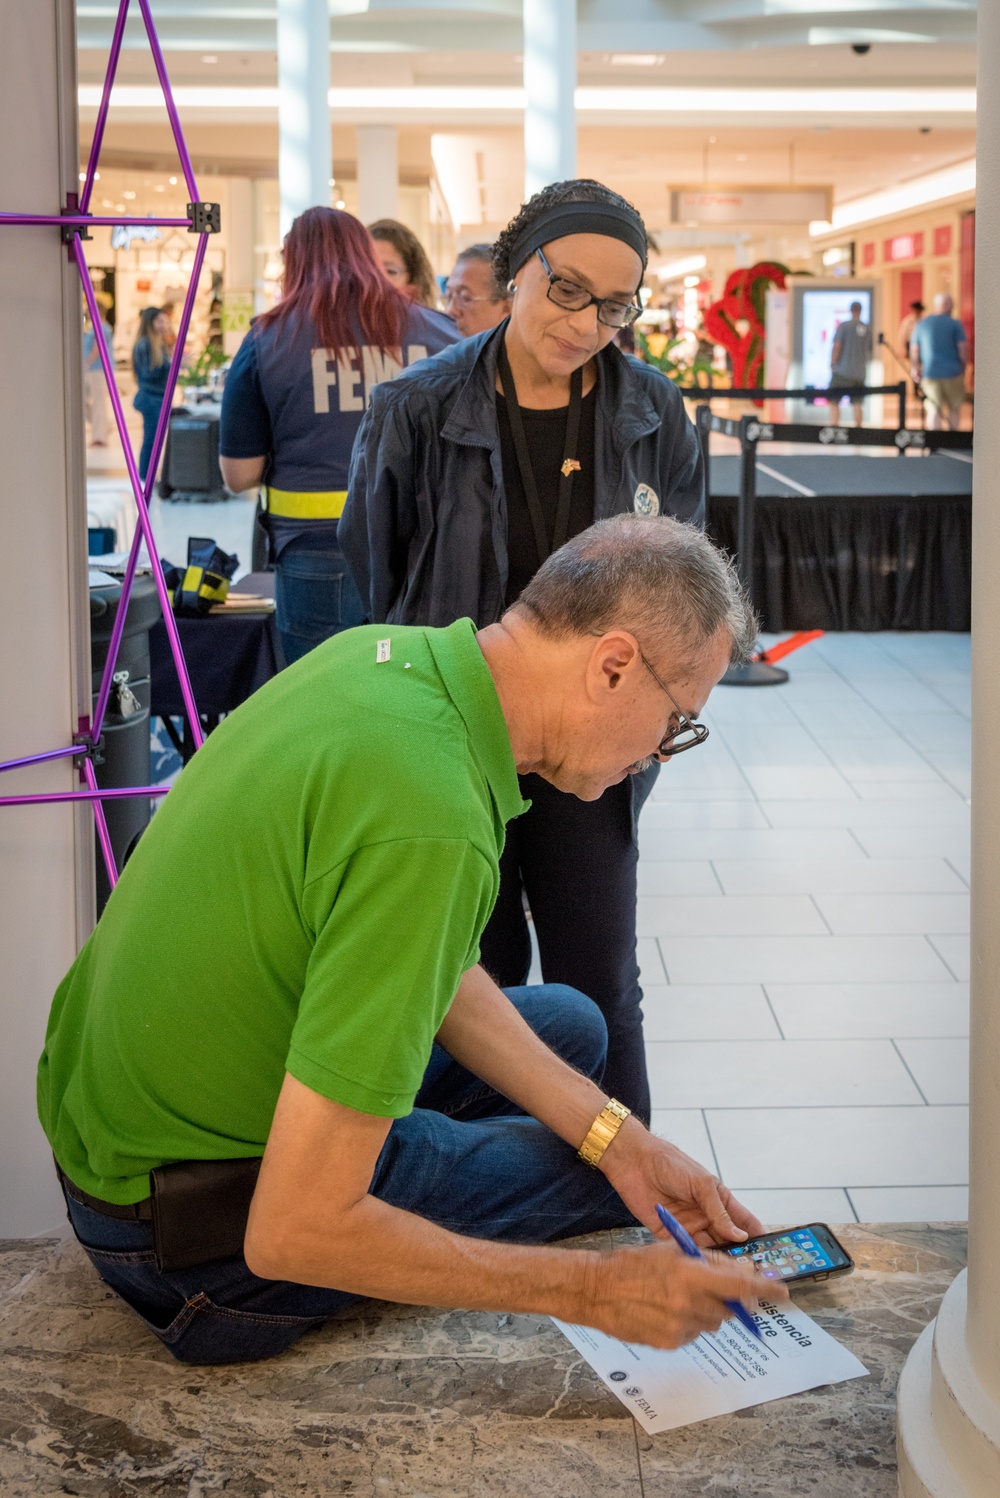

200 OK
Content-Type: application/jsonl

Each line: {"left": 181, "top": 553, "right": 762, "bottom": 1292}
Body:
{"left": 655, "top": 1204, "right": 764, "bottom": 1343}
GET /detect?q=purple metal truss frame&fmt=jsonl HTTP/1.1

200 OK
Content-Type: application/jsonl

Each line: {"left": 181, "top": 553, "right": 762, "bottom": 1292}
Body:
{"left": 0, "top": 0, "right": 219, "bottom": 891}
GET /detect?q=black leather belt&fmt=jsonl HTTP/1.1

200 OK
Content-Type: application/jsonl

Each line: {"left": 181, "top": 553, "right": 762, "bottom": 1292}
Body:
{"left": 57, "top": 1163, "right": 153, "bottom": 1222}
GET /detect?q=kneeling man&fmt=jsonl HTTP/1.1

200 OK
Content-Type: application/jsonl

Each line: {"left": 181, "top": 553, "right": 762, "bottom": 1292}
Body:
{"left": 38, "top": 515, "right": 776, "bottom": 1366}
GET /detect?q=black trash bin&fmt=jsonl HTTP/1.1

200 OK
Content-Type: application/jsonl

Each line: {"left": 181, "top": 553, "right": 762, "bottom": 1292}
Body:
{"left": 89, "top": 574, "right": 161, "bottom": 914}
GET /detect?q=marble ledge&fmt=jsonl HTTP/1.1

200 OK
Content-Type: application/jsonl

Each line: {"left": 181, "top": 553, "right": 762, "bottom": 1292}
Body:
{"left": 0, "top": 1221, "right": 968, "bottom": 1497}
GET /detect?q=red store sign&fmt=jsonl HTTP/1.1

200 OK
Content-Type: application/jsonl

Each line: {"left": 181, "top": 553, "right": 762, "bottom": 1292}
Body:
{"left": 934, "top": 224, "right": 953, "bottom": 256}
{"left": 884, "top": 232, "right": 924, "bottom": 261}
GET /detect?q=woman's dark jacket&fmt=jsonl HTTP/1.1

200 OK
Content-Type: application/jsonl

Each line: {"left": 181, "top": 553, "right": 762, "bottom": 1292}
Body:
{"left": 340, "top": 323, "right": 705, "bottom": 627}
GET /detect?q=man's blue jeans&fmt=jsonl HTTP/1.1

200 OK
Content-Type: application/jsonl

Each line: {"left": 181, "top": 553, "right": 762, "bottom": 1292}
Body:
{"left": 63, "top": 985, "right": 636, "bottom": 1365}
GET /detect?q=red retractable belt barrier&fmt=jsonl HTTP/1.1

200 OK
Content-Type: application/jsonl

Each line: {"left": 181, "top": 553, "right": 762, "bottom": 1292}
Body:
{"left": 756, "top": 630, "right": 825, "bottom": 665}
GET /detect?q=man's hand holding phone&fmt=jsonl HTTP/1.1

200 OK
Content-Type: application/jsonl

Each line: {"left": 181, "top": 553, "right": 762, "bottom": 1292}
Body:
{"left": 599, "top": 1115, "right": 765, "bottom": 1248}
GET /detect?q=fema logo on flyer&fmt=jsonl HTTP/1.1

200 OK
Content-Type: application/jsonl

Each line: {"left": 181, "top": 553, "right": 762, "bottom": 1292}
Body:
{"left": 609, "top": 1370, "right": 628, "bottom": 1382}
{"left": 634, "top": 482, "right": 659, "bottom": 517}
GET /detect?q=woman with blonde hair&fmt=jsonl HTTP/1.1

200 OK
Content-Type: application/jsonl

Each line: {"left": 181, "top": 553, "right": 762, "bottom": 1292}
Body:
{"left": 131, "top": 306, "right": 171, "bottom": 482}
{"left": 368, "top": 218, "right": 441, "bottom": 310}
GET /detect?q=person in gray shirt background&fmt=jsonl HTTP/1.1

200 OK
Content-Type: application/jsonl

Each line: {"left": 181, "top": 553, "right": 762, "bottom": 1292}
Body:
{"left": 828, "top": 300, "right": 872, "bottom": 427}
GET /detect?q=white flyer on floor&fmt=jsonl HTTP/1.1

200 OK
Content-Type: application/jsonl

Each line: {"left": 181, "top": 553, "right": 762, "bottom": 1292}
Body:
{"left": 553, "top": 1300, "right": 868, "bottom": 1434}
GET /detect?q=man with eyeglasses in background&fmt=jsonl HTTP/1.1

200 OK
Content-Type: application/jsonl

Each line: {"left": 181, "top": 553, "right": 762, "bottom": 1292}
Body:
{"left": 341, "top": 180, "right": 705, "bottom": 1125}
{"left": 444, "top": 243, "right": 512, "bottom": 338}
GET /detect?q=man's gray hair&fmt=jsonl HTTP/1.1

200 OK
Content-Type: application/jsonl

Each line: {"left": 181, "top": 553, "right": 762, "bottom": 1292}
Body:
{"left": 514, "top": 514, "right": 757, "bottom": 668}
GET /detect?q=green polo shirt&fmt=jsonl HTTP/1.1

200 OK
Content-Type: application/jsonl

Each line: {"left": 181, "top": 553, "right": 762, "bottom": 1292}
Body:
{"left": 37, "top": 620, "right": 527, "bottom": 1204}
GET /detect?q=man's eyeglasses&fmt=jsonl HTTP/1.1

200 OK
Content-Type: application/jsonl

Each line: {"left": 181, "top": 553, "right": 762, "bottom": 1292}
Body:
{"left": 536, "top": 247, "right": 642, "bottom": 329}
{"left": 640, "top": 653, "right": 710, "bottom": 758}
{"left": 444, "top": 286, "right": 495, "bottom": 309}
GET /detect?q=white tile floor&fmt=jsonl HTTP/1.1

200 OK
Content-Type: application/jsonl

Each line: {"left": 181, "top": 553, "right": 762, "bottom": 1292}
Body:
{"left": 640, "top": 630, "right": 971, "bottom": 1225}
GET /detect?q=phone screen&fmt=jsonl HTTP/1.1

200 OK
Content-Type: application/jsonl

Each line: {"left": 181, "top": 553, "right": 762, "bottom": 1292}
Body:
{"left": 724, "top": 1223, "right": 852, "bottom": 1283}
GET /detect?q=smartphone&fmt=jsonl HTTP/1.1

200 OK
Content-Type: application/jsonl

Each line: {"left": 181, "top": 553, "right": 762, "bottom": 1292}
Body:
{"left": 722, "top": 1223, "right": 854, "bottom": 1286}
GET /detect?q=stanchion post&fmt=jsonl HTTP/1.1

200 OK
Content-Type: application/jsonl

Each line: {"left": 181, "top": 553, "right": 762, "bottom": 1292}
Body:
{"left": 695, "top": 403, "right": 712, "bottom": 519}
{"left": 897, "top": 379, "right": 907, "bottom": 432}
{"left": 722, "top": 414, "right": 788, "bottom": 687}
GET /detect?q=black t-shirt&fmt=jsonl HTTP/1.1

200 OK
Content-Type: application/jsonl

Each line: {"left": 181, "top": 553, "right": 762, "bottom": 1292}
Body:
{"left": 497, "top": 385, "right": 597, "bottom": 607}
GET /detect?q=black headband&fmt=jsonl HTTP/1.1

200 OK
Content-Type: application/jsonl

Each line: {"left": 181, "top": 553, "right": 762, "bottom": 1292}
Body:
{"left": 507, "top": 201, "right": 648, "bottom": 279}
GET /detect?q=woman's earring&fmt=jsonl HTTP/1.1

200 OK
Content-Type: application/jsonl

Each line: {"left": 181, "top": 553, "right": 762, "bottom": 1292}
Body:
{"left": 507, "top": 280, "right": 517, "bottom": 294}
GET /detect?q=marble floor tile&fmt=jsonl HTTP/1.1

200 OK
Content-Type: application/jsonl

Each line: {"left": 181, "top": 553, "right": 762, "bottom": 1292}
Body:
{"left": 636, "top": 894, "right": 827, "bottom": 939}
{"left": 637, "top": 861, "right": 721, "bottom": 897}
{"left": 637, "top": 937, "right": 667, "bottom": 984}
{"left": 708, "top": 1105, "right": 968, "bottom": 1190}
{"left": 847, "top": 777, "right": 963, "bottom": 800}
{"left": 636, "top": 1224, "right": 965, "bottom": 1498}
{"left": 657, "top": 933, "right": 954, "bottom": 985}
{"left": 759, "top": 798, "right": 969, "bottom": 830}
{"left": 648, "top": 1108, "right": 717, "bottom": 1170}
{"left": 813, "top": 892, "right": 970, "bottom": 935}
{"left": 713, "top": 857, "right": 967, "bottom": 897}
{"left": 894, "top": 1037, "right": 970, "bottom": 1105}
{"left": 641, "top": 984, "right": 780, "bottom": 1042}
{"left": 5, "top": 1227, "right": 963, "bottom": 1498}
{"left": 739, "top": 767, "right": 857, "bottom": 801}
{"left": 724, "top": 1187, "right": 856, "bottom": 1228}
{"left": 638, "top": 828, "right": 866, "bottom": 863}
{"left": 638, "top": 800, "right": 770, "bottom": 831}
{"left": 851, "top": 826, "right": 969, "bottom": 860}
{"left": 647, "top": 1039, "right": 922, "bottom": 1111}
{"left": 924, "top": 932, "right": 970, "bottom": 982}
{"left": 764, "top": 981, "right": 969, "bottom": 1040}
{"left": 847, "top": 1186, "right": 969, "bottom": 1222}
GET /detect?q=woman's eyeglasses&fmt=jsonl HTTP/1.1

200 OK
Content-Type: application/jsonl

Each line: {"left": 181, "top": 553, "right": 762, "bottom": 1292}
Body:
{"left": 536, "top": 248, "right": 642, "bottom": 329}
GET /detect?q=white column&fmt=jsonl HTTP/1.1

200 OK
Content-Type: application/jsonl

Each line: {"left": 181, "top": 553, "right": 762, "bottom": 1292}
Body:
{"left": 523, "top": 0, "right": 577, "bottom": 199}
{"left": 0, "top": 0, "right": 92, "bottom": 1236}
{"left": 356, "top": 125, "right": 399, "bottom": 225}
{"left": 277, "top": 0, "right": 332, "bottom": 239}
{"left": 222, "top": 177, "right": 254, "bottom": 356}
{"left": 896, "top": 2, "right": 1000, "bottom": 1490}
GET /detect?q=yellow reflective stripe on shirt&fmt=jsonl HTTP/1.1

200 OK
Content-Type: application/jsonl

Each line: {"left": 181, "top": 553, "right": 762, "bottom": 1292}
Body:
{"left": 267, "top": 487, "right": 349, "bottom": 519}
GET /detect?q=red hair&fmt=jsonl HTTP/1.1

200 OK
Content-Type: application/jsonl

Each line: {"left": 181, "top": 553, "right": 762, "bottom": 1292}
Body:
{"left": 256, "top": 206, "right": 408, "bottom": 354}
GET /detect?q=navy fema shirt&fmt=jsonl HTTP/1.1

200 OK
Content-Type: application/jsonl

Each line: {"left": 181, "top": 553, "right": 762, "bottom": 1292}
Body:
{"left": 220, "top": 302, "right": 458, "bottom": 553}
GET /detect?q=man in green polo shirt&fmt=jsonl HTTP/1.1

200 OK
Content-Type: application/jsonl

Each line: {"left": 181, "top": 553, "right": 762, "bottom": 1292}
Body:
{"left": 38, "top": 515, "right": 780, "bottom": 1366}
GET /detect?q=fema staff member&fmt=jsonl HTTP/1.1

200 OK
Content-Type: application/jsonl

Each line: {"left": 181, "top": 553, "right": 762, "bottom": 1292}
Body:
{"left": 39, "top": 516, "right": 775, "bottom": 1367}
{"left": 219, "top": 207, "right": 456, "bottom": 663}
{"left": 340, "top": 180, "right": 704, "bottom": 1123}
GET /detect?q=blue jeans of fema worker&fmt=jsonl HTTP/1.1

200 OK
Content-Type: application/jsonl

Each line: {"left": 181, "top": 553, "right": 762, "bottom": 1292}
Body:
{"left": 62, "top": 985, "right": 636, "bottom": 1366}
{"left": 274, "top": 524, "right": 367, "bottom": 665}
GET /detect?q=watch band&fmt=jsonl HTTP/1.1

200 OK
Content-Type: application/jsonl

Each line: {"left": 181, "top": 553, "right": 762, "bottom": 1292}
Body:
{"left": 577, "top": 1098, "right": 631, "bottom": 1167}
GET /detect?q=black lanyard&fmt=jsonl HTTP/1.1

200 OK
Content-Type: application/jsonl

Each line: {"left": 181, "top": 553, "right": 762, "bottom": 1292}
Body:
{"left": 496, "top": 337, "right": 584, "bottom": 569}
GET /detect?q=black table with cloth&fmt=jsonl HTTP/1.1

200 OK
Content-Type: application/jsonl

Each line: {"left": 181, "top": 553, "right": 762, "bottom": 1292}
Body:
{"left": 707, "top": 451, "right": 972, "bottom": 632}
{"left": 150, "top": 573, "right": 284, "bottom": 759}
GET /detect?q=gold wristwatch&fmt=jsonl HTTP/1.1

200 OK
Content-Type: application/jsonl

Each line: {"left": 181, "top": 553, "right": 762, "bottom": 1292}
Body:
{"left": 577, "top": 1098, "right": 631, "bottom": 1167}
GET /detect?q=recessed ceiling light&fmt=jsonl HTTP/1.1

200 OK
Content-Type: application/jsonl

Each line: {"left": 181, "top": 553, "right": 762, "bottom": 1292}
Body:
{"left": 78, "top": 171, "right": 86, "bottom": 182}
{"left": 169, "top": 176, "right": 178, "bottom": 185}
{"left": 708, "top": 135, "right": 717, "bottom": 143}
{"left": 335, "top": 199, "right": 345, "bottom": 209}
{"left": 155, "top": 184, "right": 165, "bottom": 191}
{"left": 94, "top": 172, "right": 100, "bottom": 180}
{"left": 123, "top": 189, "right": 136, "bottom": 199}
{"left": 609, "top": 53, "right": 663, "bottom": 67}
{"left": 202, "top": 55, "right": 218, "bottom": 64}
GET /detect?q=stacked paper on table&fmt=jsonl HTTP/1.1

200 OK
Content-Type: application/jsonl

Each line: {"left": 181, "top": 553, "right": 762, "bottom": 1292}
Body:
{"left": 554, "top": 1299, "right": 867, "bottom": 1434}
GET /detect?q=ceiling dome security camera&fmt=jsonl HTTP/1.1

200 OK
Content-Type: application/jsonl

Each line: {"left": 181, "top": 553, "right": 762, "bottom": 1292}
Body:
{"left": 852, "top": 43, "right": 871, "bottom": 55}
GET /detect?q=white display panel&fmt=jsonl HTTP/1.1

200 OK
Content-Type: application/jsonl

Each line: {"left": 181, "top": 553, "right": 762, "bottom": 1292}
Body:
{"left": 801, "top": 288, "right": 872, "bottom": 389}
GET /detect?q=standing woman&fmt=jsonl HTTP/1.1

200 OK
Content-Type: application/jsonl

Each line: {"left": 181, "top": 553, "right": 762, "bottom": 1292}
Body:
{"left": 368, "top": 219, "right": 441, "bottom": 310}
{"left": 219, "top": 207, "right": 456, "bottom": 663}
{"left": 132, "top": 307, "right": 171, "bottom": 483}
{"left": 341, "top": 180, "right": 705, "bottom": 1123}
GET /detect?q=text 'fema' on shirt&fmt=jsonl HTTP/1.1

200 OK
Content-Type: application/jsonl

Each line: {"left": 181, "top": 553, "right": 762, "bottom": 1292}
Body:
{"left": 311, "top": 345, "right": 429, "bottom": 414}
